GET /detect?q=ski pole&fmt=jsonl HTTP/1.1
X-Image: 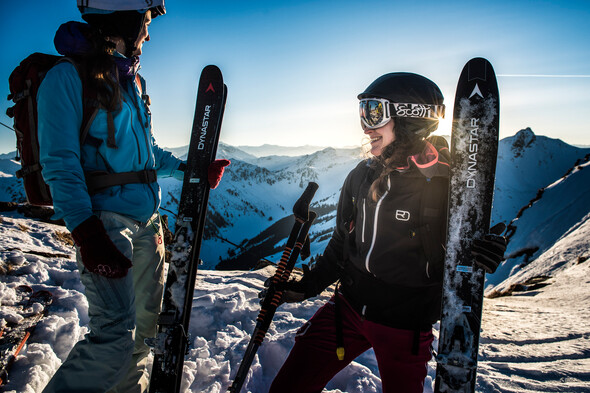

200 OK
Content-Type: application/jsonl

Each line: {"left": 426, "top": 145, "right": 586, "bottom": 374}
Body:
{"left": 228, "top": 211, "right": 316, "bottom": 393}
{"left": 256, "top": 211, "right": 317, "bottom": 335}
{"left": 228, "top": 183, "right": 318, "bottom": 393}
{"left": 0, "top": 290, "right": 52, "bottom": 386}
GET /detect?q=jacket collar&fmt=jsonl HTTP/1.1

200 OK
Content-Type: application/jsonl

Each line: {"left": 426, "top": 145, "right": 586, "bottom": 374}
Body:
{"left": 396, "top": 141, "right": 450, "bottom": 178}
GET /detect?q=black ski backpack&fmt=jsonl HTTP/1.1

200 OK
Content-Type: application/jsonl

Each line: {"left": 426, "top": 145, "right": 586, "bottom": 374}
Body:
{"left": 6, "top": 53, "right": 102, "bottom": 206}
{"left": 7, "top": 52, "right": 155, "bottom": 206}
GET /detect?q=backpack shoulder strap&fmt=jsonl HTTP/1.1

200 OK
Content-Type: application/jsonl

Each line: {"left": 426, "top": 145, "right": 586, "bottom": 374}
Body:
{"left": 58, "top": 57, "right": 117, "bottom": 149}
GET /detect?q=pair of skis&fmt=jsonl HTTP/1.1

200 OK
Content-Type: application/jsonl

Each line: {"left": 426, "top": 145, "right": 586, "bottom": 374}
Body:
{"left": 228, "top": 182, "right": 319, "bottom": 393}
{"left": 0, "top": 286, "right": 53, "bottom": 386}
{"left": 148, "top": 65, "right": 227, "bottom": 393}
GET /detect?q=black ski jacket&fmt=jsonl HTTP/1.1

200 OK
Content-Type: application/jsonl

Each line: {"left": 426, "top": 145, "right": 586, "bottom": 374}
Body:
{"left": 308, "top": 141, "right": 450, "bottom": 330}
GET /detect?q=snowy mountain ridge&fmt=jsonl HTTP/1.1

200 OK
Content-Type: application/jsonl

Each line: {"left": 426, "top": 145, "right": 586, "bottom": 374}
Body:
{"left": 234, "top": 144, "right": 330, "bottom": 157}
{"left": 1, "top": 128, "right": 589, "bottom": 284}
{"left": 493, "top": 127, "right": 590, "bottom": 224}
{"left": 157, "top": 144, "right": 363, "bottom": 268}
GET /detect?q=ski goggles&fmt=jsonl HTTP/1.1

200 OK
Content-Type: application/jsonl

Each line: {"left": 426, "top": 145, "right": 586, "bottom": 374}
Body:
{"left": 359, "top": 98, "right": 445, "bottom": 129}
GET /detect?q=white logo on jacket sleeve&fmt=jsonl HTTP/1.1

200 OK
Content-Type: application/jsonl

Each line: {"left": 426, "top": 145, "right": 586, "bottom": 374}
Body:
{"left": 395, "top": 210, "right": 411, "bottom": 221}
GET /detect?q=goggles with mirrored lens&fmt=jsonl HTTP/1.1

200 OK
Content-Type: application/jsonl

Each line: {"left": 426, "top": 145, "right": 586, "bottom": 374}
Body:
{"left": 359, "top": 98, "right": 445, "bottom": 129}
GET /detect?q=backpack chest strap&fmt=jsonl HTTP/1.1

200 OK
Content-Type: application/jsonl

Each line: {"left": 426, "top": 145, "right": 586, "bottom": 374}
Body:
{"left": 85, "top": 169, "right": 157, "bottom": 195}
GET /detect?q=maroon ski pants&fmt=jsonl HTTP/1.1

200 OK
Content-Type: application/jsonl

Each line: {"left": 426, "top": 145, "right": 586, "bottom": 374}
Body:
{"left": 269, "top": 294, "right": 433, "bottom": 393}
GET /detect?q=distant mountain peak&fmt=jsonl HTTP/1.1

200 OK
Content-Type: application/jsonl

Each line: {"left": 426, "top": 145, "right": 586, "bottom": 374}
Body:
{"left": 511, "top": 128, "right": 536, "bottom": 156}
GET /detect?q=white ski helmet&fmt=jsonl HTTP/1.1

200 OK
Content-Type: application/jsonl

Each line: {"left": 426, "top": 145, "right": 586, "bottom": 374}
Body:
{"left": 77, "top": 0, "right": 166, "bottom": 17}
{"left": 78, "top": 0, "right": 165, "bottom": 57}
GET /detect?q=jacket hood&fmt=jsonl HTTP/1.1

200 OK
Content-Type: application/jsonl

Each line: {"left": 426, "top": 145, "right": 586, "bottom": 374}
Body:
{"left": 54, "top": 21, "right": 140, "bottom": 80}
{"left": 54, "top": 21, "right": 94, "bottom": 57}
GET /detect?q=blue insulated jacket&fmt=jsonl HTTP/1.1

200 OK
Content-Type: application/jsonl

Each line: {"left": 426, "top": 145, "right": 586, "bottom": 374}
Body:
{"left": 38, "top": 60, "right": 182, "bottom": 231}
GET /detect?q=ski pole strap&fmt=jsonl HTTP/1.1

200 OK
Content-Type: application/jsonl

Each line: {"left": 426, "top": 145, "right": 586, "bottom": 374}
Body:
{"left": 334, "top": 283, "right": 345, "bottom": 361}
{"left": 85, "top": 169, "right": 157, "bottom": 195}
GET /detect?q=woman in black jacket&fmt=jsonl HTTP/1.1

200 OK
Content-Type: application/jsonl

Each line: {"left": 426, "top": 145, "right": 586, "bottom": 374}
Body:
{"left": 268, "top": 73, "right": 506, "bottom": 393}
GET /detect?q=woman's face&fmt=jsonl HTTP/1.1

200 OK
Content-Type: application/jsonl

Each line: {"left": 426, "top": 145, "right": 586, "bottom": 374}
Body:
{"left": 132, "top": 11, "right": 152, "bottom": 56}
{"left": 363, "top": 119, "right": 395, "bottom": 156}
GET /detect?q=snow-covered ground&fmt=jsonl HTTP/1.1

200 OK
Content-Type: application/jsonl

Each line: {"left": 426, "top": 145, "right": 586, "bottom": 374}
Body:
{"left": 1, "top": 209, "right": 589, "bottom": 393}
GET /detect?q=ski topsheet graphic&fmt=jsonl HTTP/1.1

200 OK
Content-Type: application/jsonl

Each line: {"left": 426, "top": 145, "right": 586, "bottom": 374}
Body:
{"left": 435, "top": 57, "right": 500, "bottom": 393}
{"left": 149, "top": 65, "right": 227, "bottom": 393}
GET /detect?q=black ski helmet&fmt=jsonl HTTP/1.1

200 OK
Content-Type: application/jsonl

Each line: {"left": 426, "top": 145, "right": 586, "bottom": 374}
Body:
{"left": 358, "top": 73, "right": 445, "bottom": 138}
{"left": 78, "top": 0, "right": 166, "bottom": 57}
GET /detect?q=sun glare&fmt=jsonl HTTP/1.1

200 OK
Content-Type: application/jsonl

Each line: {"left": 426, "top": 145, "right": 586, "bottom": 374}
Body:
{"left": 435, "top": 115, "right": 452, "bottom": 137}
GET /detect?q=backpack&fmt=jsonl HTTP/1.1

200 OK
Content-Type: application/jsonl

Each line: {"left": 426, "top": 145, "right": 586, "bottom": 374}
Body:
{"left": 7, "top": 53, "right": 99, "bottom": 205}
{"left": 7, "top": 52, "right": 155, "bottom": 206}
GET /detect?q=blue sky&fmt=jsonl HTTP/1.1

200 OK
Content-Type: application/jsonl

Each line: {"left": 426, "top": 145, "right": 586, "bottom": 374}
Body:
{"left": 1, "top": 0, "right": 589, "bottom": 154}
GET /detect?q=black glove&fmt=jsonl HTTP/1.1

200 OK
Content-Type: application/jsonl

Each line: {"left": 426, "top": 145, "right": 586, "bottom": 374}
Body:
{"left": 259, "top": 265, "right": 313, "bottom": 305}
{"left": 71, "top": 215, "right": 132, "bottom": 278}
{"left": 471, "top": 223, "right": 508, "bottom": 274}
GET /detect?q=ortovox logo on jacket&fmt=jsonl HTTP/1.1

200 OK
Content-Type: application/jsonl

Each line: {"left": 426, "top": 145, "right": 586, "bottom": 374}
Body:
{"left": 395, "top": 210, "right": 411, "bottom": 221}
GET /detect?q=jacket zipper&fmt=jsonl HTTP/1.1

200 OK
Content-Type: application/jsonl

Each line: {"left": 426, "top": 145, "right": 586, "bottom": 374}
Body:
{"left": 120, "top": 93, "right": 142, "bottom": 164}
{"left": 132, "top": 81, "right": 158, "bottom": 213}
{"left": 361, "top": 198, "right": 366, "bottom": 243}
{"left": 365, "top": 177, "right": 390, "bottom": 274}
{"left": 130, "top": 81, "right": 152, "bottom": 167}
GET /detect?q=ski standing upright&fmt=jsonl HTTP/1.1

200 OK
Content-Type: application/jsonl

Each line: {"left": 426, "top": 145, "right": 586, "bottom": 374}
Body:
{"left": 148, "top": 65, "right": 227, "bottom": 393}
{"left": 435, "top": 57, "right": 500, "bottom": 392}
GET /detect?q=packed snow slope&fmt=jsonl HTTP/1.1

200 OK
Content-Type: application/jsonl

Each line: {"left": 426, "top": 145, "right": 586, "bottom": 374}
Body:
{"left": 0, "top": 209, "right": 588, "bottom": 392}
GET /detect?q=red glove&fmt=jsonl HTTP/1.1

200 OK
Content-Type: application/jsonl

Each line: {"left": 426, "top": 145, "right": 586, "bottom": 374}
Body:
{"left": 71, "top": 216, "right": 132, "bottom": 278}
{"left": 208, "top": 159, "right": 231, "bottom": 189}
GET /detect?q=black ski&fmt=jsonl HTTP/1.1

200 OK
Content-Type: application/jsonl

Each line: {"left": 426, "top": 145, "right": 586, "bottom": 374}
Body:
{"left": 149, "top": 65, "right": 227, "bottom": 393}
{"left": 435, "top": 57, "right": 500, "bottom": 392}
{"left": 0, "top": 288, "right": 53, "bottom": 386}
{"left": 228, "top": 182, "right": 319, "bottom": 393}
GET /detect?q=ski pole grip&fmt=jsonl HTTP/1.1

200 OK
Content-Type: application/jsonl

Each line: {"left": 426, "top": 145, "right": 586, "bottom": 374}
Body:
{"left": 292, "top": 182, "right": 319, "bottom": 222}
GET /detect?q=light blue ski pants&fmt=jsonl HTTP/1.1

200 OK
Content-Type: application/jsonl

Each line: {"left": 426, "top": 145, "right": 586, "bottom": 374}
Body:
{"left": 43, "top": 211, "right": 166, "bottom": 393}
